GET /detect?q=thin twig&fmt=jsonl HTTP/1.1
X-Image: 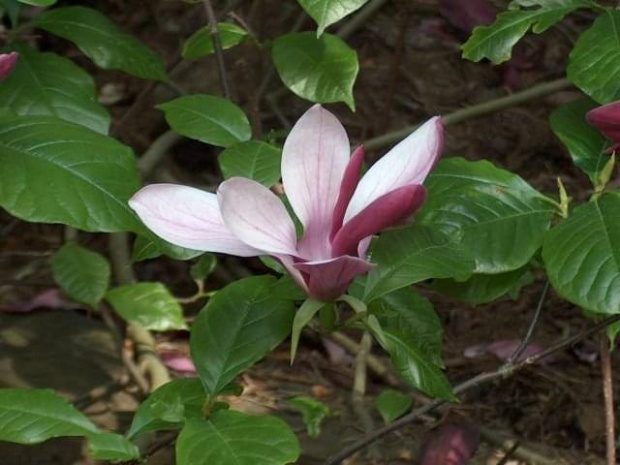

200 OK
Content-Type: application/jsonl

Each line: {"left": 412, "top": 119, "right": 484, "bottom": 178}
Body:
{"left": 601, "top": 334, "right": 616, "bottom": 465}
{"left": 508, "top": 280, "right": 549, "bottom": 364}
{"left": 336, "top": 0, "right": 389, "bottom": 40}
{"left": 364, "top": 78, "right": 573, "bottom": 151}
{"left": 202, "top": 0, "right": 232, "bottom": 99}
{"left": 323, "top": 314, "right": 620, "bottom": 465}
{"left": 353, "top": 332, "right": 372, "bottom": 398}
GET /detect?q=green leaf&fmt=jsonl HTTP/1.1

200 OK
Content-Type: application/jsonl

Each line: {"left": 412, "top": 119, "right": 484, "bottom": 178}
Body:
{"left": 371, "top": 287, "right": 452, "bottom": 398}
{"left": 0, "top": 46, "right": 109, "bottom": 134}
{"left": 158, "top": 95, "right": 251, "bottom": 148}
{"left": 88, "top": 433, "right": 140, "bottom": 461}
{"left": 550, "top": 97, "right": 609, "bottom": 185}
{"left": 34, "top": 6, "right": 167, "bottom": 80}
{"left": 128, "top": 378, "right": 205, "bottom": 438}
{"left": 542, "top": 192, "right": 620, "bottom": 315}
{"left": 176, "top": 411, "right": 299, "bottom": 465}
{"left": 462, "top": 0, "right": 592, "bottom": 64}
{"left": 1, "top": 0, "right": 20, "bottom": 26}
{"left": 219, "top": 140, "right": 282, "bottom": 187}
{"left": 364, "top": 225, "right": 475, "bottom": 302}
{"left": 375, "top": 389, "right": 412, "bottom": 424}
{"left": 131, "top": 235, "right": 203, "bottom": 262}
{"left": 272, "top": 32, "right": 358, "bottom": 111}
{"left": 298, "top": 0, "right": 369, "bottom": 35}
{"left": 183, "top": 23, "right": 248, "bottom": 59}
{"left": 383, "top": 330, "right": 454, "bottom": 400}
{"left": 106, "top": 282, "right": 187, "bottom": 331}
{"left": 290, "top": 299, "right": 327, "bottom": 362}
{"left": 0, "top": 388, "right": 99, "bottom": 444}
{"left": 190, "top": 254, "right": 217, "bottom": 280}
{"left": 17, "top": 0, "right": 56, "bottom": 5}
{"left": 51, "top": 242, "right": 111, "bottom": 307}
{"left": 372, "top": 287, "right": 443, "bottom": 367}
{"left": 287, "top": 396, "right": 331, "bottom": 438}
{"left": 418, "top": 157, "right": 557, "bottom": 274}
{"left": 433, "top": 267, "right": 531, "bottom": 305}
{"left": 568, "top": 10, "right": 620, "bottom": 104}
{"left": 0, "top": 115, "right": 141, "bottom": 232}
{"left": 191, "top": 276, "right": 295, "bottom": 396}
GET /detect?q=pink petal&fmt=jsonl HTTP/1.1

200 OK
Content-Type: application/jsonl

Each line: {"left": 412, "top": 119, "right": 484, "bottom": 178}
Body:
{"left": 277, "top": 255, "right": 311, "bottom": 296}
{"left": 0, "top": 52, "right": 18, "bottom": 82}
{"left": 129, "top": 184, "right": 261, "bottom": 257}
{"left": 344, "top": 117, "right": 443, "bottom": 223}
{"left": 330, "top": 145, "right": 365, "bottom": 241}
{"left": 587, "top": 101, "right": 620, "bottom": 144}
{"left": 282, "top": 105, "right": 351, "bottom": 260}
{"left": 332, "top": 185, "right": 427, "bottom": 257}
{"left": 218, "top": 177, "right": 299, "bottom": 256}
{"left": 159, "top": 352, "right": 197, "bottom": 375}
{"left": 295, "top": 256, "right": 373, "bottom": 301}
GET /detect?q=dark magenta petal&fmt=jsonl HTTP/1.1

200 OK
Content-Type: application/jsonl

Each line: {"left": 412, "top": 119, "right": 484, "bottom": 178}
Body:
{"left": 295, "top": 256, "right": 373, "bottom": 302}
{"left": 0, "top": 52, "right": 18, "bottom": 82}
{"left": 330, "top": 145, "right": 365, "bottom": 241}
{"left": 587, "top": 101, "right": 620, "bottom": 144}
{"left": 331, "top": 185, "right": 427, "bottom": 257}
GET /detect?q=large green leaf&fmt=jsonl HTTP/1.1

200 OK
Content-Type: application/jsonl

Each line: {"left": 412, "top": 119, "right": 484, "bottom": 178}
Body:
{"left": 158, "top": 94, "right": 251, "bottom": 148}
{"left": 298, "top": 0, "right": 369, "bottom": 35}
{"left": 543, "top": 193, "right": 620, "bottom": 315}
{"left": 0, "top": 389, "right": 99, "bottom": 444}
{"left": 272, "top": 32, "right": 358, "bottom": 111}
{"left": 462, "top": 0, "right": 592, "bottom": 64}
{"left": 176, "top": 411, "right": 299, "bottom": 465}
{"left": 372, "top": 287, "right": 444, "bottom": 367}
{"left": 219, "top": 140, "right": 282, "bottom": 187}
{"left": 364, "top": 225, "right": 475, "bottom": 302}
{"left": 128, "top": 378, "right": 205, "bottom": 438}
{"left": 433, "top": 267, "right": 532, "bottom": 304}
{"left": 51, "top": 242, "right": 111, "bottom": 307}
{"left": 370, "top": 288, "right": 453, "bottom": 399}
{"left": 418, "top": 157, "right": 557, "bottom": 274}
{"left": 190, "top": 276, "right": 295, "bottom": 396}
{"left": 88, "top": 433, "right": 140, "bottom": 461}
{"left": 34, "top": 6, "right": 166, "bottom": 80}
{"left": 183, "top": 23, "right": 248, "bottom": 59}
{"left": 105, "top": 282, "right": 187, "bottom": 331}
{"left": 550, "top": 98, "right": 609, "bottom": 185}
{"left": 0, "top": 46, "right": 109, "bottom": 134}
{"left": 0, "top": 116, "right": 141, "bottom": 232}
{"left": 383, "top": 331, "right": 454, "bottom": 400}
{"left": 568, "top": 10, "right": 620, "bottom": 104}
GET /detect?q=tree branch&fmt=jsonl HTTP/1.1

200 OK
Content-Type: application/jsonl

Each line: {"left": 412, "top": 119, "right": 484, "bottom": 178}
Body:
{"left": 364, "top": 78, "right": 573, "bottom": 151}
{"left": 324, "top": 314, "right": 620, "bottom": 465}
{"left": 202, "top": 0, "right": 231, "bottom": 99}
{"left": 508, "top": 280, "right": 549, "bottom": 364}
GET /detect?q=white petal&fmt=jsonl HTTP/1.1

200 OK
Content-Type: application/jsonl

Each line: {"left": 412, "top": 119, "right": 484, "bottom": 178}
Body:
{"left": 344, "top": 116, "right": 443, "bottom": 222}
{"left": 218, "top": 177, "right": 299, "bottom": 256}
{"left": 281, "top": 105, "right": 351, "bottom": 243}
{"left": 129, "top": 184, "right": 261, "bottom": 256}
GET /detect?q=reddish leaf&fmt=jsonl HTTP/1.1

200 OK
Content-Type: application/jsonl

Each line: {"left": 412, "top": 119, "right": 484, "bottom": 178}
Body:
{"left": 418, "top": 420, "right": 480, "bottom": 465}
{"left": 0, "top": 289, "right": 71, "bottom": 313}
{"left": 439, "top": 0, "right": 496, "bottom": 35}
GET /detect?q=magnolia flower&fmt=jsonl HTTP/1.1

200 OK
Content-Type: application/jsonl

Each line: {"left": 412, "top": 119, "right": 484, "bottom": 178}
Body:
{"left": 130, "top": 105, "right": 443, "bottom": 301}
{"left": 587, "top": 101, "right": 620, "bottom": 153}
{"left": 0, "top": 52, "right": 18, "bottom": 82}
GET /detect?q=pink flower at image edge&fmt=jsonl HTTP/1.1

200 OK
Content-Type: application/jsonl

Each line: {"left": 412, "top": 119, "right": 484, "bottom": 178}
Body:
{"left": 129, "top": 105, "right": 443, "bottom": 301}
{"left": 586, "top": 101, "right": 620, "bottom": 153}
{"left": 0, "top": 52, "right": 18, "bottom": 82}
